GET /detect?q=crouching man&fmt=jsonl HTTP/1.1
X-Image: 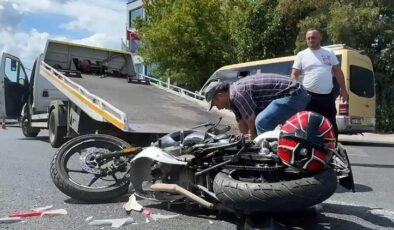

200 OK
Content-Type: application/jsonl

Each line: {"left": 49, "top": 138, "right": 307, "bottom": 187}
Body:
{"left": 203, "top": 73, "right": 310, "bottom": 139}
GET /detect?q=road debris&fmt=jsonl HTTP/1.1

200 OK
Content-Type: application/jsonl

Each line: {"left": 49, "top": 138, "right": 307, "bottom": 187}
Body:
{"left": 123, "top": 194, "right": 143, "bottom": 212}
{"left": 150, "top": 213, "right": 179, "bottom": 221}
{"left": 0, "top": 217, "right": 23, "bottom": 224}
{"left": 143, "top": 208, "right": 152, "bottom": 217}
{"left": 8, "top": 208, "right": 67, "bottom": 218}
{"left": 88, "top": 217, "right": 134, "bottom": 228}
{"left": 33, "top": 205, "right": 54, "bottom": 212}
{"left": 85, "top": 216, "right": 93, "bottom": 222}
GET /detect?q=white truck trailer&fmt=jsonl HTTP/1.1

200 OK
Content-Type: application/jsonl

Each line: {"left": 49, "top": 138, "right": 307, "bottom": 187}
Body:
{"left": 0, "top": 40, "right": 233, "bottom": 147}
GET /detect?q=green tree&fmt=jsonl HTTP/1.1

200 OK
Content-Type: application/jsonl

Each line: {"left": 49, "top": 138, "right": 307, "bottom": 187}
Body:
{"left": 137, "top": 0, "right": 236, "bottom": 90}
{"left": 277, "top": 0, "right": 383, "bottom": 53}
{"left": 230, "top": 0, "right": 298, "bottom": 62}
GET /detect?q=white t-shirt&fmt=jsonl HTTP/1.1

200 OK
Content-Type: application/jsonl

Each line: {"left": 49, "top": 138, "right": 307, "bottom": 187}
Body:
{"left": 292, "top": 47, "right": 339, "bottom": 94}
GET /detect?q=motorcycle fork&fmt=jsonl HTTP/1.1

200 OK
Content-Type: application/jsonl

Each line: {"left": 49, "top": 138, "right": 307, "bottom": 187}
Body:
{"left": 331, "top": 148, "right": 356, "bottom": 192}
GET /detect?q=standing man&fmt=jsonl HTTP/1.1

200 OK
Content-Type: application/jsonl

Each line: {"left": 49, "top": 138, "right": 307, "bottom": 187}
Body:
{"left": 291, "top": 28, "right": 349, "bottom": 136}
{"left": 203, "top": 73, "right": 310, "bottom": 139}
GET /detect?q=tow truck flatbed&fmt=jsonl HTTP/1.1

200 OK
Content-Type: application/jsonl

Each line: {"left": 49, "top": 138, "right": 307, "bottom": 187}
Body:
{"left": 71, "top": 74, "right": 233, "bottom": 133}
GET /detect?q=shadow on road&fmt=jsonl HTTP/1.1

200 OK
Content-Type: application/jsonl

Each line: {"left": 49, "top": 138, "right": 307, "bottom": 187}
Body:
{"left": 351, "top": 163, "right": 394, "bottom": 169}
{"left": 340, "top": 141, "right": 394, "bottom": 147}
{"left": 143, "top": 202, "right": 240, "bottom": 226}
{"left": 64, "top": 194, "right": 129, "bottom": 205}
{"left": 143, "top": 200, "right": 394, "bottom": 229}
{"left": 242, "top": 202, "right": 394, "bottom": 229}
{"left": 314, "top": 203, "right": 394, "bottom": 229}
{"left": 17, "top": 136, "right": 50, "bottom": 143}
{"left": 336, "top": 183, "right": 373, "bottom": 193}
{"left": 60, "top": 195, "right": 394, "bottom": 229}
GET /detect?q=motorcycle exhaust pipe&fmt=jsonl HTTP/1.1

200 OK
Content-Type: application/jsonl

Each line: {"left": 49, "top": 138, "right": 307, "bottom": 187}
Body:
{"left": 150, "top": 183, "right": 214, "bottom": 209}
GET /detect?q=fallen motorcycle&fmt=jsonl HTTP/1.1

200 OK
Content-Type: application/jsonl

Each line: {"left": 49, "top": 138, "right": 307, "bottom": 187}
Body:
{"left": 50, "top": 111, "right": 355, "bottom": 214}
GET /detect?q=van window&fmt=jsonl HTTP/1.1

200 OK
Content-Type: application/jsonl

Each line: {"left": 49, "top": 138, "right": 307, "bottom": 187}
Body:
{"left": 216, "top": 69, "right": 239, "bottom": 82}
{"left": 349, "top": 65, "right": 375, "bottom": 98}
{"left": 213, "top": 55, "right": 343, "bottom": 83}
{"left": 259, "top": 61, "right": 294, "bottom": 75}
{"left": 337, "top": 55, "right": 342, "bottom": 64}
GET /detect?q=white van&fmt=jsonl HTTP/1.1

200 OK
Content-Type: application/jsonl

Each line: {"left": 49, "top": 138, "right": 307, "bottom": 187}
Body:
{"left": 200, "top": 44, "right": 376, "bottom": 134}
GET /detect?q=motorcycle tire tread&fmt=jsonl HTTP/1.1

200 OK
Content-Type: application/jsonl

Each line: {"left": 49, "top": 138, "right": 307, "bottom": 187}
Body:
{"left": 213, "top": 169, "right": 337, "bottom": 213}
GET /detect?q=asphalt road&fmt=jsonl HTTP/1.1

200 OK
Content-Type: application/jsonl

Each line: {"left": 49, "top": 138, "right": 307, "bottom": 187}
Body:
{"left": 1, "top": 124, "right": 394, "bottom": 229}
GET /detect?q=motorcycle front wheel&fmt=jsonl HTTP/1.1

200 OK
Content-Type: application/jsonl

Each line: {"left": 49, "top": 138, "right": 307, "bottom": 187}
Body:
{"left": 50, "top": 134, "right": 132, "bottom": 202}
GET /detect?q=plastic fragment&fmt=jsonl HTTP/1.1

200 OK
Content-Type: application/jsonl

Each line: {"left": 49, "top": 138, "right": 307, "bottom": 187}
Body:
{"left": 0, "top": 217, "right": 22, "bottom": 224}
{"left": 8, "top": 209, "right": 67, "bottom": 218}
{"left": 40, "top": 209, "right": 67, "bottom": 216}
{"left": 143, "top": 209, "right": 152, "bottom": 217}
{"left": 209, "top": 220, "right": 213, "bottom": 224}
{"left": 145, "top": 218, "right": 150, "bottom": 223}
{"left": 150, "top": 213, "right": 179, "bottom": 221}
{"left": 9, "top": 211, "right": 42, "bottom": 218}
{"left": 33, "top": 205, "right": 53, "bottom": 212}
{"left": 123, "top": 194, "right": 143, "bottom": 212}
{"left": 85, "top": 216, "right": 93, "bottom": 222}
{"left": 88, "top": 217, "right": 134, "bottom": 228}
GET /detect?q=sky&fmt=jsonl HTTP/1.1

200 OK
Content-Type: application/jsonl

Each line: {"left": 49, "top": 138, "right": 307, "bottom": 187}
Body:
{"left": 0, "top": 0, "right": 128, "bottom": 72}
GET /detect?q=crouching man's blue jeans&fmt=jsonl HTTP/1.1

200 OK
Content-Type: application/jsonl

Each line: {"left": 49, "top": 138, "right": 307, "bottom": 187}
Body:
{"left": 255, "top": 90, "right": 311, "bottom": 135}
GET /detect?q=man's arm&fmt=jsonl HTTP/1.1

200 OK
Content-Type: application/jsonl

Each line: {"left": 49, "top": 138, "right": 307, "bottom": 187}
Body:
{"left": 291, "top": 68, "right": 301, "bottom": 80}
{"left": 291, "top": 52, "right": 302, "bottom": 80}
{"left": 245, "top": 112, "right": 257, "bottom": 139}
{"left": 332, "top": 65, "right": 349, "bottom": 101}
{"left": 237, "top": 119, "right": 248, "bottom": 134}
{"left": 237, "top": 115, "right": 257, "bottom": 139}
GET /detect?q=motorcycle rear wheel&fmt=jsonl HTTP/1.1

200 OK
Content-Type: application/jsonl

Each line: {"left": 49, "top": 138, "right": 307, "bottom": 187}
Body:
{"left": 213, "top": 169, "right": 337, "bottom": 214}
{"left": 50, "top": 134, "right": 132, "bottom": 202}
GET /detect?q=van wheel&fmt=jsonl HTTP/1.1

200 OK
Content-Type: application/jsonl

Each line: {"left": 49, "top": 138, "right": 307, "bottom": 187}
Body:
{"left": 49, "top": 108, "right": 66, "bottom": 148}
{"left": 21, "top": 114, "right": 39, "bottom": 137}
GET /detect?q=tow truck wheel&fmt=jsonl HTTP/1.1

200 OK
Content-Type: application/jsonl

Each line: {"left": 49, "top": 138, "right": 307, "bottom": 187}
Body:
{"left": 21, "top": 114, "right": 39, "bottom": 137}
{"left": 49, "top": 108, "right": 66, "bottom": 148}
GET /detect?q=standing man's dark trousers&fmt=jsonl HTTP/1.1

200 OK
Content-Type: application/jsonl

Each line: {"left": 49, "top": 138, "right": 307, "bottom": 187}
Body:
{"left": 305, "top": 91, "right": 338, "bottom": 137}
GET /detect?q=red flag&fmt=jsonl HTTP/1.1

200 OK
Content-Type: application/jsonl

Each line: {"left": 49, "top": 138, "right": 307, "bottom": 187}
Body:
{"left": 127, "top": 30, "right": 140, "bottom": 40}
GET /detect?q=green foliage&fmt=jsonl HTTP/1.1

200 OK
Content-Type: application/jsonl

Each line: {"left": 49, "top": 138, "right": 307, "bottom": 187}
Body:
{"left": 374, "top": 42, "right": 394, "bottom": 132}
{"left": 229, "top": 0, "right": 299, "bottom": 62}
{"left": 327, "top": 4, "right": 381, "bottom": 52}
{"left": 137, "top": 0, "right": 236, "bottom": 90}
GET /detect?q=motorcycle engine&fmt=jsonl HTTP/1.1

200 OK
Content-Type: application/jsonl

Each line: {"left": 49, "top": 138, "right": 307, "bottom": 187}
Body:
{"left": 151, "top": 161, "right": 194, "bottom": 189}
{"left": 129, "top": 157, "right": 194, "bottom": 201}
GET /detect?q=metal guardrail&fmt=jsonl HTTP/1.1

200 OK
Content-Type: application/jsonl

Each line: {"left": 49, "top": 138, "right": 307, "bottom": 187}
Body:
{"left": 138, "top": 74, "right": 205, "bottom": 100}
